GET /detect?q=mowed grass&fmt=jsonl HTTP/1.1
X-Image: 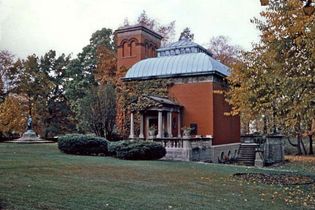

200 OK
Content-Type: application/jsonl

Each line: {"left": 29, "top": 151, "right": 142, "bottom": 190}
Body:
{"left": 0, "top": 143, "right": 314, "bottom": 210}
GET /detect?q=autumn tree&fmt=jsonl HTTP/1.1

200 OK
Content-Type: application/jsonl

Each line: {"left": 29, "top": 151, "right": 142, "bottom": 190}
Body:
{"left": 227, "top": 0, "right": 315, "bottom": 154}
{"left": 206, "top": 36, "right": 254, "bottom": 133}
{"left": 0, "top": 95, "right": 28, "bottom": 135}
{"left": 94, "top": 45, "right": 117, "bottom": 85}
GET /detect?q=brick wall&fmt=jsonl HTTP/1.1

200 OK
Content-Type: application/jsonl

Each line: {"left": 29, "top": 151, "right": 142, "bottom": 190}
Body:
{"left": 115, "top": 25, "right": 162, "bottom": 70}
{"left": 168, "top": 81, "right": 240, "bottom": 145}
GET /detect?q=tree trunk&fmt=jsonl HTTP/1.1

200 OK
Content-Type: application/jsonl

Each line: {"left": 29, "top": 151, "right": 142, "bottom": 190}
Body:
{"left": 309, "top": 135, "right": 314, "bottom": 155}
{"left": 301, "top": 138, "right": 307, "bottom": 155}
{"left": 297, "top": 134, "right": 302, "bottom": 155}
{"left": 287, "top": 137, "right": 298, "bottom": 147}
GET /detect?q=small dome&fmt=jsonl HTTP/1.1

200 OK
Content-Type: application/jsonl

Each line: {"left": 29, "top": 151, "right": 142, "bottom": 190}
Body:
{"left": 124, "top": 53, "right": 229, "bottom": 80}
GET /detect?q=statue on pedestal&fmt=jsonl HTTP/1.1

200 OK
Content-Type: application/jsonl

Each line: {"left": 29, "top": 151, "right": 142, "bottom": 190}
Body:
{"left": 27, "top": 115, "right": 32, "bottom": 130}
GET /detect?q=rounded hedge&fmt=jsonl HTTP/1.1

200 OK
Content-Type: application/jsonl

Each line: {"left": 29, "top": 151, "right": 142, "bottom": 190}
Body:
{"left": 58, "top": 134, "right": 109, "bottom": 156}
{"left": 109, "top": 140, "right": 166, "bottom": 160}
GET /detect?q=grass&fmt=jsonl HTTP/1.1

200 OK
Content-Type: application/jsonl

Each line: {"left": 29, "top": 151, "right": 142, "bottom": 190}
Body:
{"left": 0, "top": 143, "right": 314, "bottom": 210}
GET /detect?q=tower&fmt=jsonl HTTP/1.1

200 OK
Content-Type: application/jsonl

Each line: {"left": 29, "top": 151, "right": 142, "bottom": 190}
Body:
{"left": 114, "top": 24, "right": 163, "bottom": 71}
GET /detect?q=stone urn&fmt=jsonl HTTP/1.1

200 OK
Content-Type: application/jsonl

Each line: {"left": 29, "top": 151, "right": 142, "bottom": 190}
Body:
{"left": 148, "top": 125, "right": 157, "bottom": 138}
{"left": 182, "top": 127, "right": 191, "bottom": 139}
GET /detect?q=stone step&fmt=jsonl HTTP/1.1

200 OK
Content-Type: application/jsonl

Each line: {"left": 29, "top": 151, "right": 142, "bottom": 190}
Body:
{"left": 237, "top": 143, "right": 258, "bottom": 166}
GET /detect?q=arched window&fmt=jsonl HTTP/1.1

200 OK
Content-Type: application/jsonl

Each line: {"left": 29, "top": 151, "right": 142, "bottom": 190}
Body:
{"left": 152, "top": 46, "right": 156, "bottom": 57}
{"left": 130, "top": 41, "right": 136, "bottom": 57}
{"left": 145, "top": 43, "right": 149, "bottom": 57}
{"left": 147, "top": 44, "right": 152, "bottom": 57}
{"left": 122, "top": 41, "right": 129, "bottom": 57}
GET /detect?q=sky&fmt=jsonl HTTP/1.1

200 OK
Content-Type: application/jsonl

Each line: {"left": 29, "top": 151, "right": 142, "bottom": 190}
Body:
{"left": 0, "top": 0, "right": 263, "bottom": 59}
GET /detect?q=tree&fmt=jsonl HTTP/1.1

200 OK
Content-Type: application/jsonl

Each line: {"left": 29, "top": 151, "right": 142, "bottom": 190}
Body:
{"left": 65, "top": 28, "right": 116, "bottom": 134}
{"left": 206, "top": 36, "right": 253, "bottom": 133}
{"left": 0, "top": 95, "right": 28, "bottom": 135}
{"left": 0, "top": 50, "right": 15, "bottom": 102}
{"left": 77, "top": 27, "right": 115, "bottom": 84}
{"left": 136, "top": 10, "right": 176, "bottom": 46}
{"left": 38, "top": 50, "right": 74, "bottom": 138}
{"left": 11, "top": 55, "right": 50, "bottom": 117}
{"left": 227, "top": 0, "right": 315, "bottom": 154}
{"left": 77, "top": 84, "right": 116, "bottom": 139}
{"left": 94, "top": 45, "right": 117, "bottom": 85}
{"left": 208, "top": 36, "right": 242, "bottom": 67}
{"left": 179, "top": 27, "right": 194, "bottom": 41}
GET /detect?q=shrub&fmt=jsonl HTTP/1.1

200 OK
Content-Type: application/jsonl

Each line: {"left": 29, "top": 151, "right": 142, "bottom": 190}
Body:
{"left": 58, "top": 134, "right": 109, "bottom": 156}
{"left": 110, "top": 140, "right": 166, "bottom": 160}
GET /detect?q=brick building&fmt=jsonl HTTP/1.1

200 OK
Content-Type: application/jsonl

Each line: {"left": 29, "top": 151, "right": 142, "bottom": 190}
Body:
{"left": 114, "top": 25, "right": 240, "bottom": 162}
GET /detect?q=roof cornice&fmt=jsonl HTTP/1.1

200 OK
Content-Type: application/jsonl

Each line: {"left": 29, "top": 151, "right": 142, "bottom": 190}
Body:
{"left": 114, "top": 25, "right": 163, "bottom": 40}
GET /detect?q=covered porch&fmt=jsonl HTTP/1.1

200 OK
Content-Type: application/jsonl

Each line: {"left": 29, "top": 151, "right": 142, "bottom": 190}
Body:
{"left": 128, "top": 95, "right": 182, "bottom": 140}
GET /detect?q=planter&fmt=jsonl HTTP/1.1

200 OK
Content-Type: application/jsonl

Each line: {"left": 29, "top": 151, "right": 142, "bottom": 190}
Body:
{"left": 183, "top": 129, "right": 191, "bottom": 139}
{"left": 148, "top": 130, "right": 156, "bottom": 138}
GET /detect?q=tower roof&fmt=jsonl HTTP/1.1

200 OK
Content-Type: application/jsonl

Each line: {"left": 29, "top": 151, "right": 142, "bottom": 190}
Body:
{"left": 114, "top": 24, "right": 163, "bottom": 40}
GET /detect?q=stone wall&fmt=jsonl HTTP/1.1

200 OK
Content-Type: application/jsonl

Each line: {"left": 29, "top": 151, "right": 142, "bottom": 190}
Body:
{"left": 241, "top": 134, "right": 285, "bottom": 166}
{"left": 163, "top": 147, "right": 192, "bottom": 161}
{"left": 158, "top": 138, "right": 241, "bottom": 162}
{"left": 191, "top": 140, "right": 212, "bottom": 161}
{"left": 264, "top": 135, "right": 285, "bottom": 165}
{"left": 210, "top": 143, "right": 240, "bottom": 163}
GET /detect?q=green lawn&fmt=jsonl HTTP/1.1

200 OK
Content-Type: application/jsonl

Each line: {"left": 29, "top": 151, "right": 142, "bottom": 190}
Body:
{"left": 0, "top": 143, "right": 314, "bottom": 210}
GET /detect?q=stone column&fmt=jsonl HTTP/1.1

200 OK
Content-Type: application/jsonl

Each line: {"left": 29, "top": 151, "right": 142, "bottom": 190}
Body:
{"left": 139, "top": 113, "right": 144, "bottom": 139}
{"left": 157, "top": 111, "right": 163, "bottom": 138}
{"left": 167, "top": 112, "right": 173, "bottom": 138}
{"left": 177, "top": 112, "right": 181, "bottom": 138}
{"left": 129, "top": 112, "right": 135, "bottom": 139}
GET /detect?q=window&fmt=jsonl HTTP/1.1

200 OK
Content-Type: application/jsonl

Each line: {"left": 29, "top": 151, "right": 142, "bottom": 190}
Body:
{"left": 190, "top": 123, "right": 197, "bottom": 135}
{"left": 130, "top": 41, "right": 136, "bottom": 56}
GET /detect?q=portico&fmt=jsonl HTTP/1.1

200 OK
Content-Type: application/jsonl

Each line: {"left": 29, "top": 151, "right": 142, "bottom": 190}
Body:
{"left": 129, "top": 95, "right": 182, "bottom": 139}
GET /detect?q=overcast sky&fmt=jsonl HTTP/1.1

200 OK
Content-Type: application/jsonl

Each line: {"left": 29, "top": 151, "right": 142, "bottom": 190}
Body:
{"left": 0, "top": 0, "right": 263, "bottom": 59}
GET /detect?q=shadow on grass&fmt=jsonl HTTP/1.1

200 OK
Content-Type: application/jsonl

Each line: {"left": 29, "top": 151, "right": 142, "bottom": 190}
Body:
{"left": 0, "top": 199, "right": 6, "bottom": 210}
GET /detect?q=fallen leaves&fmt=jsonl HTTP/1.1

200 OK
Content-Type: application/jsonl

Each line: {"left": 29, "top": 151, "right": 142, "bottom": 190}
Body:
{"left": 233, "top": 172, "right": 315, "bottom": 208}
{"left": 233, "top": 173, "right": 314, "bottom": 185}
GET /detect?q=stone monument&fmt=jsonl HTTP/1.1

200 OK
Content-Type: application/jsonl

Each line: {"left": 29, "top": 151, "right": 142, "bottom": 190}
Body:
{"left": 8, "top": 115, "right": 53, "bottom": 144}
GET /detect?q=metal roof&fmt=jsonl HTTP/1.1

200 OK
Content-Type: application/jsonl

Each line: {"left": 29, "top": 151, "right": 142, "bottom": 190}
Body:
{"left": 124, "top": 52, "right": 230, "bottom": 80}
{"left": 157, "top": 39, "right": 213, "bottom": 57}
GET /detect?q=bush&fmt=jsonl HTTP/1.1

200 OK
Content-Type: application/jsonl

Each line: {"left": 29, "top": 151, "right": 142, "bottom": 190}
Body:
{"left": 58, "top": 134, "right": 109, "bottom": 156}
{"left": 0, "top": 132, "right": 20, "bottom": 142}
{"left": 109, "top": 140, "right": 166, "bottom": 160}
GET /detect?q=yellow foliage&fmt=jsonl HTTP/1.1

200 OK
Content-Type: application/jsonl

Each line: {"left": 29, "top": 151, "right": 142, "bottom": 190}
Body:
{"left": 0, "top": 95, "right": 27, "bottom": 134}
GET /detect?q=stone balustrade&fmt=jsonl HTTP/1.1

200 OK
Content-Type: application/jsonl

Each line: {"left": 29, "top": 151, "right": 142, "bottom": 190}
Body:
{"left": 154, "top": 137, "right": 212, "bottom": 161}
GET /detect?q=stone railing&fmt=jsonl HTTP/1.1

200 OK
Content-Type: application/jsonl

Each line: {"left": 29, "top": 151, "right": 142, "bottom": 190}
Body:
{"left": 241, "top": 134, "right": 285, "bottom": 166}
{"left": 157, "top": 138, "right": 184, "bottom": 148}
{"left": 153, "top": 137, "right": 212, "bottom": 161}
